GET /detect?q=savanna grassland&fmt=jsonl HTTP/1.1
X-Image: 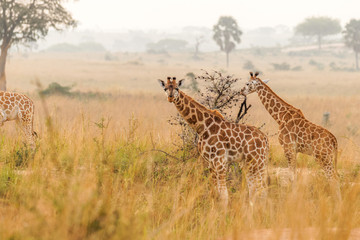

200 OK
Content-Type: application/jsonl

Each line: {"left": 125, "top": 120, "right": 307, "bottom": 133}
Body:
{"left": 0, "top": 49, "right": 359, "bottom": 239}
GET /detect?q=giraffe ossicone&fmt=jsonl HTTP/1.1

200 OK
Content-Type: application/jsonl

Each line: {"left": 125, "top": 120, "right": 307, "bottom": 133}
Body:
{"left": 0, "top": 91, "right": 36, "bottom": 149}
{"left": 158, "top": 76, "right": 270, "bottom": 206}
{"left": 240, "top": 72, "right": 341, "bottom": 199}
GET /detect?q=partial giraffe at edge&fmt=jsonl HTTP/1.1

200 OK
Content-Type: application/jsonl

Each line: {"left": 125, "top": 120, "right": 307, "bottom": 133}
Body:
{"left": 158, "top": 76, "right": 269, "bottom": 206}
{"left": 240, "top": 72, "right": 341, "bottom": 199}
{"left": 0, "top": 91, "right": 36, "bottom": 149}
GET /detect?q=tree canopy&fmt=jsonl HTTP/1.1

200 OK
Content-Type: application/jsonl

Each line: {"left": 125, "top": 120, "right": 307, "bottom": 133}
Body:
{"left": 343, "top": 19, "right": 360, "bottom": 70}
{"left": 0, "top": 0, "right": 76, "bottom": 47}
{"left": 295, "top": 17, "right": 341, "bottom": 49}
{"left": 0, "top": 0, "right": 76, "bottom": 90}
{"left": 213, "top": 16, "right": 242, "bottom": 67}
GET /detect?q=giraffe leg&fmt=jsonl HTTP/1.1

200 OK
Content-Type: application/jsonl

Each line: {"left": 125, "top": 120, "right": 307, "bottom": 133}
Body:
{"left": 17, "top": 119, "right": 36, "bottom": 150}
{"left": 279, "top": 130, "right": 298, "bottom": 184}
{"left": 201, "top": 157, "right": 217, "bottom": 187}
{"left": 0, "top": 110, "right": 6, "bottom": 126}
{"left": 17, "top": 109, "right": 36, "bottom": 150}
{"left": 200, "top": 155, "right": 226, "bottom": 205}
{"left": 283, "top": 145, "right": 297, "bottom": 183}
{"left": 23, "top": 124, "right": 35, "bottom": 150}
{"left": 255, "top": 167, "right": 268, "bottom": 200}
{"left": 245, "top": 172, "right": 256, "bottom": 205}
{"left": 212, "top": 158, "right": 228, "bottom": 207}
{"left": 209, "top": 167, "right": 218, "bottom": 187}
{"left": 245, "top": 158, "right": 267, "bottom": 205}
{"left": 316, "top": 154, "right": 341, "bottom": 201}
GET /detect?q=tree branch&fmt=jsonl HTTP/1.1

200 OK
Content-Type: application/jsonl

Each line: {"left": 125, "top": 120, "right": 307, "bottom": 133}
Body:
{"left": 235, "top": 97, "right": 252, "bottom": 123}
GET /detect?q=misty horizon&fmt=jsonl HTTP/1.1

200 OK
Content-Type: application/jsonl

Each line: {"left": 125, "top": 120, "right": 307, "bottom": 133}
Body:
{"left": 64, "top": 0, "right": 359, "bottom": 31}
{"left": 34, "top": 24, "right": 343, "bottom": 53}
{"left": 31, "top": 0, "right": 358, "bottom": 53}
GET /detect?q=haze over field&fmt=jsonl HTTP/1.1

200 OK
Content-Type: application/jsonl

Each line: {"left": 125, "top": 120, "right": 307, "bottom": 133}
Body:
{"left": 64, "top": 0, "right": 358, "bottom": 30}
{"left": 0, "top": 0, "right": 360, "bottom": 239}
{"left": 31, "top": 0, "right": 359, "bottom": 52}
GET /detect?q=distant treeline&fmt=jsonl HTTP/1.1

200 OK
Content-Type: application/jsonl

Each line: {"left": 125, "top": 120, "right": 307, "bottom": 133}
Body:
{"left": 45, "top": 42, "right": 106, "bottom": 53}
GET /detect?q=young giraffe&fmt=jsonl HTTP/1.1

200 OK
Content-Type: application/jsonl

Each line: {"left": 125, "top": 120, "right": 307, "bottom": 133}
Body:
{"left": 158, "top": 77, "right": 269, "bottom": 205}
{"left": 240, "top": 72, "right": 340, "bottom": 198}
{"left": 0, "top": 91, "right": 36, "bottom": 149}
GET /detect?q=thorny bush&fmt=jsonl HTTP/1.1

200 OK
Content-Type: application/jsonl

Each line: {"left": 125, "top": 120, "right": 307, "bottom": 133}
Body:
{"left": 169, "top": 70, "right": 248, "bottom": 159}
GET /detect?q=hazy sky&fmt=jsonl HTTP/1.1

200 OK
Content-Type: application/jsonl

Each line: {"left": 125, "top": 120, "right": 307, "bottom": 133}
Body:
{"left": 66, "top": 0, "right": 359, "bottom": 31}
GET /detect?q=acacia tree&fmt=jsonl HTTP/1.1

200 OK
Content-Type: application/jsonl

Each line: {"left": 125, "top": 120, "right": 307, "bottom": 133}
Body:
{"left": 0, "top": 0, "right": 76, "bottom": 90}
{"left": 343, "top": 19, "right": 360, "bottom": 71}
{"left": 169, "top": 70, "right": 245, "bottom": 158}
{"left": 295, "top": 17, "right": 341, "bottom": 50}
{"left": 213, "top": 16, "right": 242, "bottom": 68}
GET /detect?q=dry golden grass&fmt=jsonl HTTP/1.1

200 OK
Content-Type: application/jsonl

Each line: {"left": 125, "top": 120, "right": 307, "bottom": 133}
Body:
{"left": 0, "top": 51, "right": 358, "bottom": 239}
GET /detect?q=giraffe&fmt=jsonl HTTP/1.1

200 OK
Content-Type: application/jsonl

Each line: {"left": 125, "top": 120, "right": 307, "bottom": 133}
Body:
{"left": 0, "top": 91, "right": 36, "bottom": 149}
{"left": 240, "top": 72, "right": 340, "bottom": 198}
{"left": 158, "top": 76, "right": 269, "bottom": 205}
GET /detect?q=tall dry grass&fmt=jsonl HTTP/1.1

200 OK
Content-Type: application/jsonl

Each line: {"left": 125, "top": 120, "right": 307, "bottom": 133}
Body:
{"left": 0, "top": 92, "right": 357, "bottom": 240}
{"left": 0, "top": 51, "right": 359, "bottom": 239}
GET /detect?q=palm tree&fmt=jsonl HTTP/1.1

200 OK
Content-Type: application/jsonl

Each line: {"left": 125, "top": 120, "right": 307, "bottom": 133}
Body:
{"left": 213, "top": 16, "right": 242, "bottom": 68}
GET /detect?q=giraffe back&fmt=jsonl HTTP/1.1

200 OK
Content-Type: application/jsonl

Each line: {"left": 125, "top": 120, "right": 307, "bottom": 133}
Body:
{"left": 0, "top": 91, "right": 34, "bottom": 123}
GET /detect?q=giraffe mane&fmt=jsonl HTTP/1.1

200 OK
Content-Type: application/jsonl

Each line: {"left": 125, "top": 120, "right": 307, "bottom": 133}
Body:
{"left": 179, "top": 90, "right": 225, "bottom": 120}
{"left": 210, "top": 109, "right": 225, "bottom": 120}
{"left": 257, "top": 78, "right": 305, "bottom": 117}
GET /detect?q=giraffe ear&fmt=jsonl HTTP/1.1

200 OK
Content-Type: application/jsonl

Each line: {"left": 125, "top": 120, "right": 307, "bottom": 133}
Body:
{"left": 263, "top": 79, "right": 270, "bottom": 84}
{"left": 178, "top": 79, "right": 185, "bottom": 88}
{"left": 158, "top": 79, "right": 165, "bottom": 89}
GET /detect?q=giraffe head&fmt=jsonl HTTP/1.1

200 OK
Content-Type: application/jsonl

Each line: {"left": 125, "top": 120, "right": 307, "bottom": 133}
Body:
{"left": 240, "top": 72, "right": 269, "bottom": 96}
{"left": 158, "top": 77, "right": 184, "bottom": 102}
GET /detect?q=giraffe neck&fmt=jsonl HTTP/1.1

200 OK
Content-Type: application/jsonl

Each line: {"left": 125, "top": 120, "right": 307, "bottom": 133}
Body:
{"left": 173, "top": 91, "right": 224, "bottom": 134}
{"left": 256, "top": 81, "right": 303, "bottom": 125}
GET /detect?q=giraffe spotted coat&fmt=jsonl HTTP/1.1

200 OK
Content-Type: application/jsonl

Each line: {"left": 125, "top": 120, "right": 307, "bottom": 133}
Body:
{"left": 0, "top": 91, "right": 36, "bottom": 148}
{"left": 240, "top": 72, "right": 340, "bottom": 198}
{"left": 159, "top": 77, "right": 269, "bottom": 205}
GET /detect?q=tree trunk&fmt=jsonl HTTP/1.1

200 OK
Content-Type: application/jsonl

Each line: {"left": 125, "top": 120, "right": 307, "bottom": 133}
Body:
{"left": 226, "top": 51, "right": 229, "bottom": 68}
{"left": 317, "top": 35, "right": 322, "bottom": 50}
{"left": 194, "top": 43, "right": 199, "bottom": 58}
{"left": 356, "top": 51, "right": 359, "bottom": 71}
{"left": 0, "top": 45, "right": 9, "bottom": 91}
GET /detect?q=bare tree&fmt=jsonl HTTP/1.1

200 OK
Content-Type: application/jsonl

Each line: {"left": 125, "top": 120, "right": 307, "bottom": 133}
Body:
{"left": 0, "top": 0, "right": 76, "bottom": 90}
{"left": 170, "top": 70, "right": 246, "bottom": 157}
{"left": 197, "top": 70, "right": 244, "bottom": 121}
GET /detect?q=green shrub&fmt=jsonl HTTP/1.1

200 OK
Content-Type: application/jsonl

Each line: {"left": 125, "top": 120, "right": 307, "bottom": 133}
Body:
{"left": 39, "top": 82, "right": 73, "bottom": 96}
{"left": 39, "top": 82, "right": 112, "bottom": 99}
